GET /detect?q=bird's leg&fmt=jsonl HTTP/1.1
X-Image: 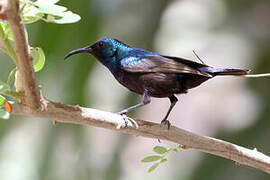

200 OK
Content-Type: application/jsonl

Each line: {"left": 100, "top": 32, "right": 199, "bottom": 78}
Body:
{"left": 117, "top": 90, "right": 151, "bottom": 115}
{"left": 161, "top": 95, "right": 178, "bottom": 129}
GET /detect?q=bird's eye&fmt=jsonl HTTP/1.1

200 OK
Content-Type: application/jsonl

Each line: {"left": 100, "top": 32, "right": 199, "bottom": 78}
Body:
{"left": 98, "top": 42, "right": 105, "bottom": 48}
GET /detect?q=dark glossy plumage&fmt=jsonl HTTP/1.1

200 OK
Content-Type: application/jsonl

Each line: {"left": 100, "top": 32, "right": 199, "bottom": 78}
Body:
{"left": 65, "top": 38, "right": 249, "bottom": 127}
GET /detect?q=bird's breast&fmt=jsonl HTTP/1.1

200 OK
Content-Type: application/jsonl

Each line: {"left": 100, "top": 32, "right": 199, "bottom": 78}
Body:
{"left": 111, "top": 70, "right": 185, "bottom": 97}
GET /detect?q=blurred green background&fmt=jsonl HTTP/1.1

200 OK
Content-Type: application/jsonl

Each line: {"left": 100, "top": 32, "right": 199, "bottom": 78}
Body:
{"left": 1, "top": 0, "right": 270, "bottom": 179}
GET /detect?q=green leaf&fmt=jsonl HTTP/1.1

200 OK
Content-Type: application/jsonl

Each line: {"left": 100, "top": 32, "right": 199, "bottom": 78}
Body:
{"left": 148, "top": 162, "right": 159, "bottom": 173}
{"left": 0, "top": 23, "right": 17, "bottom": 64}
{"left": 172, "top": 148, "right": 178, "bottom": 152}
{"left": 32, "top": 0, "right": 81, "bottom": 24}
{"left": 48, "top": 0, "right": 60, "bottom": 3}
{"left": 23, "top": 8, "right": 44, "bottom": 24}
{"left": 34, "top": 1, "right": 67, "bottom": 16}
{"left": 0, "top": 109, "right": 9, "bottom": 119}
{"left": 153, "top": 146, "right": 167, "bottom": 154}
{"left": 141, "top": 155, "right": 162, "bottom": 163}
{"left": 37, "top": 0, "right": 60, "bottom": 4}
{"left": 0, "top": 95, "right": 5, "bottom": 106}
{"left": 21, "top": 2, "right": 44, "bottom": 24}
{"left": 30, "top": 47, "right": 45, "bottom": 72}
{"left": 160, "top": 158, "right": 168, "bottom": 163}
{"left": 7, "top": 68, "right": 16, "bottom": 86}
{"left": 0, "top": 81, "right": 10, "bottom": 93}
{"left": 0, "top": 22, "right": 13, "bottom": 40}
{"left": 49, "top": 11, "right": 81, "bottom": 24}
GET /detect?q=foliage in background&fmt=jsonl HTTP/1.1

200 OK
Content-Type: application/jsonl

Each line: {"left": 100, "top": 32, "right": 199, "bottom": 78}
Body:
{"left": 0, "top": 0, "right": 178, "bottom": 174}
{"left": 0, "top": 0, "right": 80, "bottom": 119}
{"left": 1, "top": 0, "right": 269, "bottom": 179}
{"left": 142, "top": 145, "right": 182, "bottom": 173}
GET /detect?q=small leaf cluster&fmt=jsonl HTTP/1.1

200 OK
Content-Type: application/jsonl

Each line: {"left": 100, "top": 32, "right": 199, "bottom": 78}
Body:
{"left": 141, "top": 145, "right": 181, "bottom": 173}
{"left": 0, "top": 0, "right": 81, "bottom": 119}
{"left": 21, "top": 0, "right": 81, "bottom": 24}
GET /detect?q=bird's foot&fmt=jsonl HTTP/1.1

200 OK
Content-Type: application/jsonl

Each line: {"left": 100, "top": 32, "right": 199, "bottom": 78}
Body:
{"left": 116, "top": 114, "right": 138, "bottom": 129}
{"left": 161, "top": 119, "right": 171, "bottom": 130}
{"left": 159, "top": 119, "right": 171, "bottom": 141}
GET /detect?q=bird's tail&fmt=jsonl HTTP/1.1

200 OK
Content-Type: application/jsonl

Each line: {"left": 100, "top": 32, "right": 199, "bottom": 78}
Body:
{"left": 199, "top": 67, "right": 250, "bottom": 76}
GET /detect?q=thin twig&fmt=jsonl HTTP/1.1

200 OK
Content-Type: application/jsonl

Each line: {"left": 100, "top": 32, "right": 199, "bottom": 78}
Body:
{"left": 0, "top": 0, "right": 41, "bottom": 109}
{"left": 11, "top": 99, "right": 270, "bottom": 174}
{"left": 241, "top": 73, "right": 270, "bottom": 78}
{"left": 191, "top": 50, "right": 270, "bottom": 79}
{"left": 192, "top": 50, "right": 205, "bottom": 64}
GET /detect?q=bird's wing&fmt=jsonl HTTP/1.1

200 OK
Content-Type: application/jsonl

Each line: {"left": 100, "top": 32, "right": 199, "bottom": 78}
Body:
{"left": 162, "top": 55, "right": 210, "bottom": 69}
{"left": 120, "top": 55, "right": 212, "bottom": 77}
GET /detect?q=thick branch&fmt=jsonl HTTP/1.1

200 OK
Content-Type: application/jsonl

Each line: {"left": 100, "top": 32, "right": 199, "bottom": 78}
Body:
{"left": 1, "top": 0, "right": 270, "bottom": 175}
{"left": 0, "top": 0, "right": 41, "bottom": 109}
{"left": 11, "top": 99, "right": 270, "bottom": 174}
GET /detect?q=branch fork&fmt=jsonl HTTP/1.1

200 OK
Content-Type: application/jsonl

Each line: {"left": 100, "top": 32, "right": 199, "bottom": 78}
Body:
{"left": 0, "top": 0, "right": 41, "bottom": 110}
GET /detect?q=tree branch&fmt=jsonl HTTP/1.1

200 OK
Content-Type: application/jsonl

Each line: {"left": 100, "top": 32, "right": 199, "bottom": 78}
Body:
{"left": 1, "top": 0, "right": 270, "bottom": 175}
{"left": 0, "top": 0, "right": 41, "bottom": 109}
{"left": 11, "top": 98, "right": 270, "bottom": 174}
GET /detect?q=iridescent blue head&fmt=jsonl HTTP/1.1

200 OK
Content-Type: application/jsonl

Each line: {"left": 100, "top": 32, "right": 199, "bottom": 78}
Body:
{"left": 64, "top": 38, "right": 131, "bottom": 68}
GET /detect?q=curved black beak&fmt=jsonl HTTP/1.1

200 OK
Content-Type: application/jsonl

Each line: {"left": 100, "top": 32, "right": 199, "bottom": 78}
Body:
{"left": 64, "top": 46, "right": 92, "bottom": 60}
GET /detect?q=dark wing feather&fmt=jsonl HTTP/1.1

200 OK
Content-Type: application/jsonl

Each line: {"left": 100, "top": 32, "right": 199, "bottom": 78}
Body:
{"left": 120, "top": 55, "right": 212, "bottom": 77}
{"left": 162, "top": 55, "right": 210, "bottom": 69}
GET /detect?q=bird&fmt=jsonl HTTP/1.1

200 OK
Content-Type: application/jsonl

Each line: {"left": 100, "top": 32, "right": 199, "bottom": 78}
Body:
{"left": 64, "top": 38, "right": 250, "bottom": 128}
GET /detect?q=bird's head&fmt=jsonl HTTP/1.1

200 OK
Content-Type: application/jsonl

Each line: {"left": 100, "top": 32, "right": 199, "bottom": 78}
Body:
{"left": 64, "top": 38, "right": 131, "bottom": 65}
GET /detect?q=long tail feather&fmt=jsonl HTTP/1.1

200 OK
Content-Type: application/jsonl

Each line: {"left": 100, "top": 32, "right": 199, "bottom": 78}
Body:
{"left": 199, "top": 68, "right": 250, "bottom": 76}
